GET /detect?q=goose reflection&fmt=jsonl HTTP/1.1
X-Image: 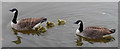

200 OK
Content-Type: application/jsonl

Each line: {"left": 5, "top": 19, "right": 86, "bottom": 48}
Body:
{"left": 75, "top": 34, "right": 115, "bottom": 46}
{"left": 11, "top": 28, "right": 46, "bottom": 44}
{"left": 12, "top": 36, "right": 22, "bottom": 44}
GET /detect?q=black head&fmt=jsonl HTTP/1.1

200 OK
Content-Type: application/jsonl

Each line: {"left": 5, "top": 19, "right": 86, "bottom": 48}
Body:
{"left": 74, "top": 20, "right": 82, "bottom": 24}
{"left": 41, "top": 17, "right": 47, "bottom": 23}
{"left": 9, "top": 8, "right": 18, "bottom": 13}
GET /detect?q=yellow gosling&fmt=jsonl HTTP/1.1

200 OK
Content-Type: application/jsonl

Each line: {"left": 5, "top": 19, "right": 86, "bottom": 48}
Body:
{"left": 46, "top": 21, "right": 55, "bottom": 28}
{"left": 37, "top": 26, "right": 47, "bottom": 33}
{"left": 58, "top": 19, "right": 66, "bottom": 25}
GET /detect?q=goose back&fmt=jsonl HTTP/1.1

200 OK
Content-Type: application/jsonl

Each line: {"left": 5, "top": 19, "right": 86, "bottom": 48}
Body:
{"left": 82, "top": 26, "right": 111, "bottom": 39}
{"left": 14, "top": 18, "right": 44, "bottom": 31}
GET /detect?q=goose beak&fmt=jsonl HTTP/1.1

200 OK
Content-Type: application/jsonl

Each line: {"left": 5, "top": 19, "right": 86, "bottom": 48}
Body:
{"left": 74, "top": 22, "right": 77, "bottom": 24}
{"left": 9, "top": 10, "right": 12, "bottom": 12}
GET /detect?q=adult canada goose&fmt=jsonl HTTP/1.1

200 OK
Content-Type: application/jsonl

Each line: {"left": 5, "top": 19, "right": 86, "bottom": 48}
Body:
{"left": 10, "top": 8, "right": 47, "bottom": 31}
{"left": 74, "top": 20, "right": 116, "bottom": 39}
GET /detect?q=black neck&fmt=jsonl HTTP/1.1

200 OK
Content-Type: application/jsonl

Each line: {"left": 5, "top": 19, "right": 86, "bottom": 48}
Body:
{"left": 12, "top": 10, "right": 18, "bottom": 24}
{"left": 79, "top": 21, "right": 83, "bottom": 32}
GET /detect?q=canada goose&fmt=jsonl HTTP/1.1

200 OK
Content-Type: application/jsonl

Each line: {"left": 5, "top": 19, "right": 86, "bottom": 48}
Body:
{"left": 58, "top": 19, "right": 66, "bottom": 25}
{"left": 74, "top": 20, "right": 116, "bottom": 39}
{"left": 10, "top": 8, "right": 47, "bottom": 31}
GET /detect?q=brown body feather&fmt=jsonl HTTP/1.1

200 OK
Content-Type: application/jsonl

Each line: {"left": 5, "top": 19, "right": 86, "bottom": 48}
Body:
{"left": 82, "top": 26, "right": 111, "bottom": 39}
{"left": 13, "top": 18, "right": 44, "bottom": 31}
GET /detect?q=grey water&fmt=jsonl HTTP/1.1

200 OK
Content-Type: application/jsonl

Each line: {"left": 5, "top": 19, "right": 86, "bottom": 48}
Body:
{"left": 2, "top": 2, "right": 118, "bottom": 47}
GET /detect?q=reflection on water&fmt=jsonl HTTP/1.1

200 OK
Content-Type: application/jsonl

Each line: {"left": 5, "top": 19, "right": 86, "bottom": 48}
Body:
{"left": 12, "top": 36, "right": 22, "bottom": 44}
{"left": 11, "top": 21, "right": 59, "bottom": 44}
{"left": 12, "top": 28, "right": 41, "bottom": 36}
{"left": 11, "top": 28, "right": 46, "bottom": 44}
{"left": 11, "top": 20, "right": 65, "bottom": 44}
{"left": 75, "top": 34, "right": 115, "bottom": 46}
{"left": 2, "top": 2, "right": 118, "bottom": 47}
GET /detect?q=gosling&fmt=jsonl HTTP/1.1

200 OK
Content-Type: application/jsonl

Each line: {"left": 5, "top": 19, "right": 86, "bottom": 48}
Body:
{"left": 46, "top": 21, "right": 55, "bottom": 28}
{"left": 58, "top": 19, "right": 66, "bottom": 25}
{"left": 35, "top": 26, "right": 47, "bottom": 33}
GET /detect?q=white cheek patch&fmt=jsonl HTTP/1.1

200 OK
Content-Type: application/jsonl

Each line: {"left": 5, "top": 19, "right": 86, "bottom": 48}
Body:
{"left": 13, "top": 11, "right": 16, "bottom": 13}
{"left": 78, "top": 22, "right": 81, "bottom": 25}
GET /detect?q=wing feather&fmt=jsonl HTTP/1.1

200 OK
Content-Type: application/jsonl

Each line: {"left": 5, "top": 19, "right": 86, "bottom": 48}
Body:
{"left": 82, "top": 26, "right": 111, "bottom": 39}
{"left": 17, "top": 18, "right": 43, "bottom": 30}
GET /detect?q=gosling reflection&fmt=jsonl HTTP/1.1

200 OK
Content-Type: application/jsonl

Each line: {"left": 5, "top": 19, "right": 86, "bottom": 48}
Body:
{"left": 75, "top": 34, "right": 115, "bottom": 46}
{"left": 11, "top": 26, "right": 47, "bottom": 44}
{"left": 12, "top": 27, "right": 47, "bottom": 36}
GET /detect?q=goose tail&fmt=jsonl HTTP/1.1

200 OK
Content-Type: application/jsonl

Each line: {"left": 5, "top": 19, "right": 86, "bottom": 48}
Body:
{"left": 110, "top": 29, "right": 116, "bottom": 33}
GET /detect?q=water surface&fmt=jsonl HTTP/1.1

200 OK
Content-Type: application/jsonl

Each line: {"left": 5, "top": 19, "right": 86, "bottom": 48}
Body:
{"left": 2, "top": 2, "right": 118, "bottom": 47}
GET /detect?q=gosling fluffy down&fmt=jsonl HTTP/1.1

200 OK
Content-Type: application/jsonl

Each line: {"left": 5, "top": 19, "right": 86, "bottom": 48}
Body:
{"left": 35, "top": 26, "right": 47, "bottom": 33}
{"left": 46, "top": 21, "right": 55, "bottom": 27}
{"left": 58, "top": 19, "right": 66, "bottom": 25}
